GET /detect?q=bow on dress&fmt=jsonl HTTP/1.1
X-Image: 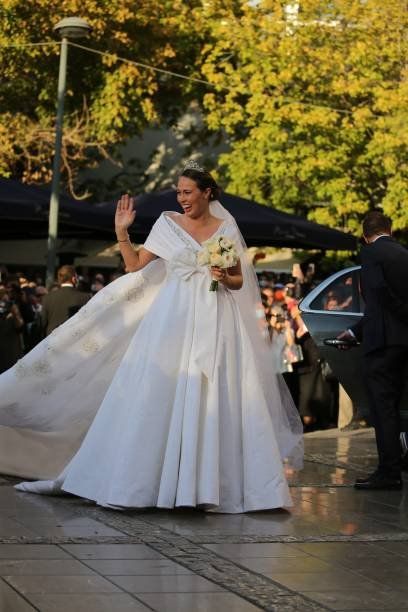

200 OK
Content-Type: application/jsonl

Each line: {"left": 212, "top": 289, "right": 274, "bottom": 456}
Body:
{"left": 167, "top": 249, "right": 219, "bottom": 381}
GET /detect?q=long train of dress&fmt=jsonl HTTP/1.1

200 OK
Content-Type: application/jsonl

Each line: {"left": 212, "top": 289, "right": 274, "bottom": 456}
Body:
{"left": 1, "top": 211, "right": 303, "bottom": 513}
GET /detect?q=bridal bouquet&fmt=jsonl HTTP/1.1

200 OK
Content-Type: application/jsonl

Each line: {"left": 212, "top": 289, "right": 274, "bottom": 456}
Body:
{"left": 197, "top": 236, "right": 239, "bottom": 291}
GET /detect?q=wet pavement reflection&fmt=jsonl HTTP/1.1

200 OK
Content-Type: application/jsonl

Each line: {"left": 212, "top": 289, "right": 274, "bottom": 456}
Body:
{"left": 0, "top": 427, "right": 407, "bottom": 611}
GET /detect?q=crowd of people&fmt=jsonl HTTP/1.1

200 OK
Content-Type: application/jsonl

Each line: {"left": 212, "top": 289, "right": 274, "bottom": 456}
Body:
{"left": 0, "top": 258, "right": 339, "bottom": 432}
{"left": 0, "top": 265, "right": 123, "bottom": 373}
{"left": 257, "top": 270, "right": 339, "bottom": 431}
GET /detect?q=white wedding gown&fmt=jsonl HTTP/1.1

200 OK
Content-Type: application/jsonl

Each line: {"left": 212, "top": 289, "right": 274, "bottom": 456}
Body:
{"left": 0, "top": 208, "right": 303, "bottom": 513}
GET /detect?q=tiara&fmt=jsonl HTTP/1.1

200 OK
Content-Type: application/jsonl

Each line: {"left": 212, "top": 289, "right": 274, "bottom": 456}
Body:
{"left": 183, "top": 159, "right": 205, "bottom": 173}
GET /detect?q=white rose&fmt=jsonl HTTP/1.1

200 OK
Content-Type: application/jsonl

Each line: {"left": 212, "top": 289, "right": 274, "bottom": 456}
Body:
{"left": 208, "top": 242, "right": 221, "bottom": 255}
{"left": 210, "top": 253, "right": 224, "bottom": 267}
{"left": 219, "top": 236, "right": 233, "bottom": 249}
{"left": 222, "top": 252, "right": 236, "bottom": 268}
{"left": 197, "top": 251, "right": 210, "bottom": 266}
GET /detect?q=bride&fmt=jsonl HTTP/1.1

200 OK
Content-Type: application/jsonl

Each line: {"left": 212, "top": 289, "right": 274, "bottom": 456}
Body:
{"left": 0, "top": 161, "right": 303, "bottom": 513}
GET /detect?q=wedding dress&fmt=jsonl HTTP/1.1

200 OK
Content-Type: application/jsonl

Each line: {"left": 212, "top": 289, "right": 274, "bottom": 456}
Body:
{"left": 0, "top": 203, "right": 303, "bottom": 513}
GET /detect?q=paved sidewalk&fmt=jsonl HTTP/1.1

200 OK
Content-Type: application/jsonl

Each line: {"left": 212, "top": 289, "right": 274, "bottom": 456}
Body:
{"left": 1, "top": 428, "right": 408, "bottom": 612}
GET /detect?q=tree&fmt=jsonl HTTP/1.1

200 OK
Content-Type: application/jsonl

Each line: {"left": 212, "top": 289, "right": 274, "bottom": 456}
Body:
{"left": 2, "top": 0, "right": 407, "bottom": 235}
{"left": 199, "top": 0, "right": 408, "bottom": 234}
{"left": 0, "top": 0, "right": 207, "bottom": 196}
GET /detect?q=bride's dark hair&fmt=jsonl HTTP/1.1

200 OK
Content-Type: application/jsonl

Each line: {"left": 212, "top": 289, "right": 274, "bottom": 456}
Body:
{"left": 180, "top": 168, "right": 221, "bottom": 202}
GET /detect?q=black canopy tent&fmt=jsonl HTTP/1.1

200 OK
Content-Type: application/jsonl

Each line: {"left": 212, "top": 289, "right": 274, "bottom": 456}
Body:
{"left": 0, "top": 178, "right": 113, "bottom": 240}
{"left": 0, "top": 179, "right": 357, "bottom": 250}
{"left": 131, "top": 190, "right": 357, "bottom": 250}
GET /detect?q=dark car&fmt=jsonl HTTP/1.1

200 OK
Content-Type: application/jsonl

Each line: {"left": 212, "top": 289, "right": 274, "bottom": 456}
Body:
{"left": 300, "top": 266, "right": 408, "bottom": 430}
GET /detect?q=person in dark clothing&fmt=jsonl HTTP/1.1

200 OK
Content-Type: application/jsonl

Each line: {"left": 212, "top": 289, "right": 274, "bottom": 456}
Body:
{"left": 296, "top": 331, "right": 334, "bottom": 430}
{"left": 41, "top": 265, "right": 90, "bottom": 336}
{"left": 0, "top": 287, "right": 24, "bottom": 373}
{"left": 290, "top": 304, "right": 335, "bottom": 431}
{"left": 338, "top": 211, "right": 408, "bottom": 490}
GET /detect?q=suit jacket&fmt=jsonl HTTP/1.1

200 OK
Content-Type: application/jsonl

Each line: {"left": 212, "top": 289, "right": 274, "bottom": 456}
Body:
{"left": 41, "top": 286, "right": 90, "bottom": 336}
{"left": 351, "top": 236, "right": 408, "bottom": 354}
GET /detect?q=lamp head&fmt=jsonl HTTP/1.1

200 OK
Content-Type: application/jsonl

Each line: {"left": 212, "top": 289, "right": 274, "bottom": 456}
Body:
{"left": 54, "top": 17, "right": 92, "bottom": 39}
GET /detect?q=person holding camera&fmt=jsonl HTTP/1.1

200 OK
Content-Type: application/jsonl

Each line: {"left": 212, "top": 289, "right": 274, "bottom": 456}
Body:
{"left": 268, "top": 305, "right": 301, "bottom": 407}
{"left": 0, "top": 287, "right": 24, "bottom": 374}
{"left": 269, "top": 306, "right": 294, "bottom": 370}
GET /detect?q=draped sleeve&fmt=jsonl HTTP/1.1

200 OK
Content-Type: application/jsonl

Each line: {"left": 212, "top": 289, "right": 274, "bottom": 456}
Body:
{"left": 143, "top": 213, "right": 182, "bottom": 260}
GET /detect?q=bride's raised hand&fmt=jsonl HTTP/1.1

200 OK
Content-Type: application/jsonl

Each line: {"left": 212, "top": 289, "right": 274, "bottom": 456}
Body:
{"left": 115, "top": 194, "right": 136, "bottom": 234}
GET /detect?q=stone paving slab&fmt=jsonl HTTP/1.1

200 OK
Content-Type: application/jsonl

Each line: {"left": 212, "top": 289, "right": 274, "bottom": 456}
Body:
{"left": 1, "top": 429, "right": 408, "bottom": 611}
{"left": 25, "top": 593, "right": 150, "bottom": 612}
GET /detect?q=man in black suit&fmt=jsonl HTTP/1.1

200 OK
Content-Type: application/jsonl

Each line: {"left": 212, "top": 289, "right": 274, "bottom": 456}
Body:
{"left": 41, "top": 265, "right": 90, "bottom": 336}
{"left": 339, "top": 211, "right": 408, "bottom": 490}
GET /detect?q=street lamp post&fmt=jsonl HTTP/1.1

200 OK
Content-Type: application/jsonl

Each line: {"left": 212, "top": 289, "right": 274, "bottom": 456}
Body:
{"left": 46, "top": 17, "right": 92, "bottom": 288}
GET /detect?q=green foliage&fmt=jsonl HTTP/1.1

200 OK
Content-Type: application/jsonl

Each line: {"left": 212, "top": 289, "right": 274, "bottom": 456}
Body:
{"left": 1, "top": 0, "right": 406, "bottom": 236}
{"left": 0, "top": 0, "right": 206, "bottom": 194}
{"left": 199, "top": 0, "right": 408, "bottom": 236}
{"left": 296, "top": 249, "right": 359, "bottom": 277}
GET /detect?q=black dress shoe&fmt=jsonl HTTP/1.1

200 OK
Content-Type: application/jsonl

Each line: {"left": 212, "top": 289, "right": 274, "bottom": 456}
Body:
{"left": 354, "top": 473, "right": 402, "bottom": 490}
{"left": 341, "top": 419, "right": 369, "bottom": 432}
{"left": 355, "top": 470, "right": 380, "bottom": 484}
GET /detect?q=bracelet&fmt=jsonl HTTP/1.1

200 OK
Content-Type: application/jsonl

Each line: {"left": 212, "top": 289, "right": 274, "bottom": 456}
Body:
{"left": 117, "top": 236, "right": 130, "bottom": 242}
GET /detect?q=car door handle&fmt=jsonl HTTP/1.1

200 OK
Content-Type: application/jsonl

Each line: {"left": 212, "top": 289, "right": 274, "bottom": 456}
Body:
{"left": 324, "top": 338, "right": 359, "bottom": 348}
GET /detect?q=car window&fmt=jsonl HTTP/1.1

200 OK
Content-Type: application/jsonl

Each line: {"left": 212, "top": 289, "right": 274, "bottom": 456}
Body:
{"left": 309, "top": 270, "right": 363, "bottom": 313}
